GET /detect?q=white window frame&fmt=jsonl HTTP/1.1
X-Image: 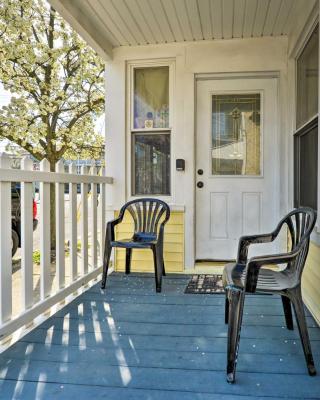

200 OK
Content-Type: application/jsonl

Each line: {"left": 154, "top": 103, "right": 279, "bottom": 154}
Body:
{"left": 126, "top": 59, "right": 175, "bottom": 201}
{"left": 294, "top": 22, "right": 319, "bottom": 132}
{"left": 290, "top": 10, "right": 320, "bottom": 234}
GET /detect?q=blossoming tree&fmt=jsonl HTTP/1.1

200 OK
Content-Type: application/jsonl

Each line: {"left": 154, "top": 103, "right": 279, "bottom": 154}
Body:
{"left": 0, "top": 0, "right": 105, "bottom": 248}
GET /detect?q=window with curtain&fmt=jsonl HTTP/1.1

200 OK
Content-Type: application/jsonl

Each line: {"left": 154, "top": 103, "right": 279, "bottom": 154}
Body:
{"left": 134, "top": 66, "right": 169, "bottom": 129}
{"left": 294, "top": 25, "right": 318, "bottom": 210}
{"left": 131, "top": 65, "right": 171, "bottom": 196}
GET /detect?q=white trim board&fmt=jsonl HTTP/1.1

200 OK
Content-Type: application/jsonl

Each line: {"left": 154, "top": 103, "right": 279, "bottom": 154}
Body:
{"left": 195, "top": 71, "right": 281, "bottom": 81}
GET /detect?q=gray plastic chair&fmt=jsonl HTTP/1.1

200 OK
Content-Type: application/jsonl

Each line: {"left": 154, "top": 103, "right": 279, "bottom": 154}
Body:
{"left": 101, "top": 198, "right": 170, "bottom": 292}
{"left": 223, "top": 207, "right": 317, "bottom": 383}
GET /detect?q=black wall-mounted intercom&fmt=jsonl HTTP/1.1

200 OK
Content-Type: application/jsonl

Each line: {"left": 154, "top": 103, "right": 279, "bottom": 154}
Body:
{"left": 176, "top": 159, "right": 185, "bottom": 171}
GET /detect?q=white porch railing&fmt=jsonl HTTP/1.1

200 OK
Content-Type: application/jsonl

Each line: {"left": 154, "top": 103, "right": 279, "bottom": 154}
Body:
{"left": 0, "top": 153, "right": 113, "bottom": 341}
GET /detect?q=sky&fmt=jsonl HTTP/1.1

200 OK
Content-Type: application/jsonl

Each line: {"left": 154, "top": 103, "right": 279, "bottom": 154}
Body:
{"left": 0, "top": 83, "right": 10, "bottom": 107}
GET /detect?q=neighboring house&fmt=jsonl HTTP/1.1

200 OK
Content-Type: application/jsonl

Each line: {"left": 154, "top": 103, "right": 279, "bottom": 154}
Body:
{"left": 49, "top": 0, "right": 320, "bottom": 324}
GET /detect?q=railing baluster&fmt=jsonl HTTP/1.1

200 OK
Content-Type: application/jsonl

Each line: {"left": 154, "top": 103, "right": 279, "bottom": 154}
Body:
{"left": 69, "top": 164, "right": 77, "bottom": 281}
{"left": 99, "top": 167, "right": 106, "bottom": 265}
{"left": 0, "top": 160, "right": 113, "bottom": 341}
{"left": 55, "top": 160, "right": 65, "bottom": 289}
{"left": 0, "top": 153, "right": 12, "bottom": 324}
{"left": 90, "top": 164, "right": 98, "bottom": 269}
{"left": 21, "top": 156, "right": 34, "bottom": 310}
{"left": 40, "top": 159, "right": 51, "bottom": 300}
{"left": 80, "top": 165, "right": 88, "bottom": 275}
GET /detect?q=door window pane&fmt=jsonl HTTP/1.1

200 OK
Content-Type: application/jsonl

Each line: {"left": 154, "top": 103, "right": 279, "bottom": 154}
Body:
{"left": 211, "top": 94, "right": 261, "bottom": 175}
{"left": 134, "top": 67, "right": 169, "bottom": 129}
{"left": 297, "top": 25, "right": 318, "bottom": 128}
{"left": 133, "top": 134, "right": 170, "bottom": 195}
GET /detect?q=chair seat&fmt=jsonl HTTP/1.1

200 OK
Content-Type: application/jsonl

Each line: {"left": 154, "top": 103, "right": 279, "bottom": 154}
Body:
{"left": 223, "top": 263, "right": 297, "bottom": 293}
{"left": 111, "top": 238, "right": 156, "bottom": 249}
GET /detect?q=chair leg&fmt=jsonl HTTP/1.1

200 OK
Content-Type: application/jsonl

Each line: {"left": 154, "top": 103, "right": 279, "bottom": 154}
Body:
{"left": 225, "top": 295, "right": 229, "bottom": 324}
{"left": 125, "top": 248, "right": 132, "bottom": 275}
{"left": 101, "top": 244, "right": 112, "bottom": 289}
{"left": 152, "top": 246, "right": 163, "bottom": 293}
{"left": 281, "top": 295, "right": 294, "bottom": 330}
{"left": 226, "top": 286, "right": 245, "bottom": 384}
{"left": 162, "top": 260, "right": 166, "bottom": 276}
{"left": 290, "top": 288, "right": 316, "bottom": 376}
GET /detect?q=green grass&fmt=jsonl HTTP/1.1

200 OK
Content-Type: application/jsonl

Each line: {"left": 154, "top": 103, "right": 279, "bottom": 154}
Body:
{"left": 32, "top": 241, "right": 84, "bottom": 265}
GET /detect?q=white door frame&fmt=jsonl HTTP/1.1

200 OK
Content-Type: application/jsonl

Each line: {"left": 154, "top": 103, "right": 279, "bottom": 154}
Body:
{"left": 194, "top": 71, "right": 281, "bottom": 261}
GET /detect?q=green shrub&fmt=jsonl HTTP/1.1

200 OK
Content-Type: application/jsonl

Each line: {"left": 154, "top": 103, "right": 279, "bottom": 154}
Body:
{"left": 32, "top": 250, "right": 41, "bottom": 265}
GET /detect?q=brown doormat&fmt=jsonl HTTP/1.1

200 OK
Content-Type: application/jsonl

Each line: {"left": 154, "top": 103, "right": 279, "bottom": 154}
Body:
{"left": 184, "top": 274, "right": 224, "bottom": 294}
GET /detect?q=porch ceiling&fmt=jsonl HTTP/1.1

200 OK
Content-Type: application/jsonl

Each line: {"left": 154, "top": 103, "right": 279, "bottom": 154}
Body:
{"left": 49, "top": 0, "right": 304, "bottom": 60}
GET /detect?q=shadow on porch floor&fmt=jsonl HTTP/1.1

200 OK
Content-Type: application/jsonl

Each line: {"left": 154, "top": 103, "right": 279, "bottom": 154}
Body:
{"left": 0, "top": 273, "right": 320, "bottom": 399}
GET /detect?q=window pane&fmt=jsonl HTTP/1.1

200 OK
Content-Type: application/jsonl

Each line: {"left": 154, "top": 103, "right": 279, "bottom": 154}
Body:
{"left": 133, "top": 134, "right": 170, "bottom": 195}
{"left": 211, "top": 94, "right": 261, "bottom": 175}
{"left": 294, "top": 118, "right": 318, "bottom": 209}
{"left": 134, "top": 67, "right": 169, "bottom": 129}
{"left": 297, "top": 25, "right": 319, "bottom": 128}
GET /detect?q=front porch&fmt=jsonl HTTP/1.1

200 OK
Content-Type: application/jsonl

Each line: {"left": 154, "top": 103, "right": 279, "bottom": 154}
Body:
{"left": 0, "top": 272, "right": 319, "bottom": 399}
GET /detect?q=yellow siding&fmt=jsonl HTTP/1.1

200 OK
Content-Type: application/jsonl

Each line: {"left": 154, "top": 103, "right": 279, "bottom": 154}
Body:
{"left": 302, "top": 242, "right": 320, "bottom": 326}
{"left": 114, "top": 210, "right": 184, "bottom": 273}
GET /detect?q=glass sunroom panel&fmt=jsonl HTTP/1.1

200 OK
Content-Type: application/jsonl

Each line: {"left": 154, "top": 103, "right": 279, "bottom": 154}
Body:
{"left": 133, "top": 133, "right": 170, "bottom": 195}
{"left": 134, "top": 66, "right": 169, "bottom": 129}
{"left": 211, "top": 94, "right": 261, "bottom": 176}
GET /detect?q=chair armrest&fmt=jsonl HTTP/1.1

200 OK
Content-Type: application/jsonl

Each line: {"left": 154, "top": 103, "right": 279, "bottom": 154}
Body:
{"left": 244, "top": 249, "right": 300, "bottom": 292}
{"left": 155, "top": 219, "right": 169, "bottom": 248}
{"left": 237, "top": 231, "right": 278, "bottom": 264}
{"left": 157, "top": 222, "right": 166, "bottom": 240}
{"left": 106, "top": 216, "right": 124, "bottom": 241}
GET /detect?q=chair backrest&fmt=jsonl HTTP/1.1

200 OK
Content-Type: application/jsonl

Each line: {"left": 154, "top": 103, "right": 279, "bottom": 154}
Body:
{"left": 121, "top": 198, "right": 170, "bottom": 236}
{"left": 279, "top": 207, "right": 317, "bottom": 280}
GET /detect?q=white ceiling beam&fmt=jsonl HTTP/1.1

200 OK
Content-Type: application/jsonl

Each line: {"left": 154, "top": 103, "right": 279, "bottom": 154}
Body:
{"left": 48, "top": 0, "right": 113, "bottom": 61}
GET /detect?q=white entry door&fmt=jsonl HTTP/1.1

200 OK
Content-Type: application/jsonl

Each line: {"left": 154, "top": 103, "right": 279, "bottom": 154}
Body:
{"left": 196, "top": 77, "right": 279, "bottom": 260}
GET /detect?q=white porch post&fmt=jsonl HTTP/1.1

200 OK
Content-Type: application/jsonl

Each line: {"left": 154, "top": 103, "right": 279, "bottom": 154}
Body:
{"left": 0, "top": 153, "right": 12, "bottom": 324}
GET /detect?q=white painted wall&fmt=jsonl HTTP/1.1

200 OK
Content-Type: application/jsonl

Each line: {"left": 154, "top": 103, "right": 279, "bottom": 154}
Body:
{"left": 105, "top": 36, "right": 290, "bottom": 269}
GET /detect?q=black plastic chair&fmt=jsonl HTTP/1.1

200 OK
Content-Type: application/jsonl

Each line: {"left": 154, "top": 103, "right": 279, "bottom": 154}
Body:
{"left": 101, "top": 198, "right": 170, "bottom": 292}
{"left": 223, "top": 207, "right": 317, "bottom": 383}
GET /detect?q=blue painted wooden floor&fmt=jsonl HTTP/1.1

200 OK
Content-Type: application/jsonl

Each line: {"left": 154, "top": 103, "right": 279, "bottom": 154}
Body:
{"left": 0, "top": 273, "right": 320, "bottom": 399}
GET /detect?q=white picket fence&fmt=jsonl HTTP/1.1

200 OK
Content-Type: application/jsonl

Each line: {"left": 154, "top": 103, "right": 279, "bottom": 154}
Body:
{"left": 0, "top": 153, "right": 113, "bottom": 340}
